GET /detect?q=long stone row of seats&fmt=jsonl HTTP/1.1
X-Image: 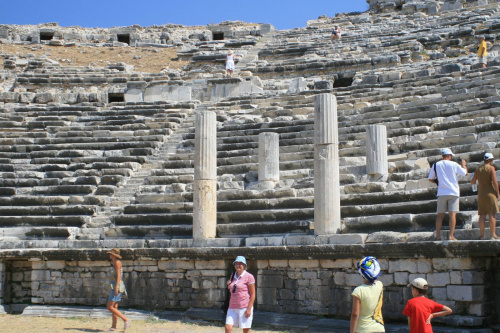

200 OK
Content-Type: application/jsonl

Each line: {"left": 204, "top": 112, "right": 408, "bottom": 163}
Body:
{"left": 0, "top": 101, "right": 195, "bottom": 241}
{"left": 110, "top": 48, "right": 500, "bottom": 239}
{"left": 240, "top": 5, "right": 499, "bottom": 78}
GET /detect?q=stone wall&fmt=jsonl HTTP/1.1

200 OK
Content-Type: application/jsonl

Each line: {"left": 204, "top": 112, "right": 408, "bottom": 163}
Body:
{"left": 2, "top": 253, "right": 496, "bottom": 326}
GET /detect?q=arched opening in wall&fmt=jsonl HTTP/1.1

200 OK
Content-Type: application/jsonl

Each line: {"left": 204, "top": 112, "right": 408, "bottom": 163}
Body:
{"left": 108, "top": 93, "right": 125, "bottom": 103}
{"left": 117, "top": 34, "right": 130, "bottom": 45}
{"left": 39, "top": 32, "right": 54, "bottom": 41}
{"left": 333, "top": 77, "right": 354, "bottom": 88}
{"left": 213, "top": 32, "right": 224, "bottom": 41}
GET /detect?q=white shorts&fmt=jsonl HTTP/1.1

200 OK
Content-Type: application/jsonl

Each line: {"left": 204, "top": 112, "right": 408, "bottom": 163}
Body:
{"left": 225, "top": 307, "right": 253, "bottom": 329}
{"left": 479, "top": 56, "right": 487, "bottom": 64}
{"left": 437, "top": 195, "right": 459, "bottom": 213}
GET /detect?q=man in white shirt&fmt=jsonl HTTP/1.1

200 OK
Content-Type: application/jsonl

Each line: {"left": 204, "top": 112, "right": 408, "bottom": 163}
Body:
{"left": 428, "top": 148, "right": 467, "bottom": 240}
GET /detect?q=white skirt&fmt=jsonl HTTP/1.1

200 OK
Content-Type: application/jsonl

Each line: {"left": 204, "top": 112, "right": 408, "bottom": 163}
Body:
{"left": 226, "top": 60, "right": 235, "bottom": 70}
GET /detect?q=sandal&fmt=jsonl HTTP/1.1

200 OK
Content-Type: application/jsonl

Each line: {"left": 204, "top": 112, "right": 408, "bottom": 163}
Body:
{"left": 449, "top": 236, "right": 457, "bottom": 241}
{"left": 479, "top": 236, "right": 485, "bottom": 240}
{"left": 490, "top": 235, "right": 500, "bottom": 240}
{"left": 107, "top": 329, "right": 117, "bottom": 332}
{"left": 124, "top": 320, "right": 131, "bottom": 331}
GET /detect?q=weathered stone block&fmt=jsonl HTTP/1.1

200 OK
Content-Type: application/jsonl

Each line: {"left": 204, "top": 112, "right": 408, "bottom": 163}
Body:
{"left": 269, "top": 260, "right": 288, "bottom": 268}
{"left": 257, "top": 287, "right": 277, "bottom": 305}
{"left": 158, "top": 260, "right": 195, "bottom": 270}
{"left": 327, "top": 234, "right": 367, "bottom": 244}
{"left": 320, "top": 259, "right": 353, "bottom": 269}
{"left": 195, "top": 260, "right": 225, "bottom": 270}
{"left": 258, "top": 273, "right": 283, "bottom": 288}
{"left": 394, "top": 272, "right": 409, "bottom": 285}
{"left": 346, "top": 273, "right": 363, "bottom": 287}
{"left": 389, "top": 260, "right": 417, "bottom": 273}
{"left": 256, "top": 260, "right": 269, "bottom": 269}
{"left": 450, "top": 271, "right": 461, "bottom": 284}
{"left": 246, "top": 236, "right": 283, "bottom": 247}
{"left": 200, "top": 270, "right": 225, "bottom": 277}
{"left": 289, "top": 260, "right": 319, "bottom": 269}
{"left": 447, "top": 285, "right": 484, "bottom": 301}
{"left": 426, "top": 273, "right": 450, "bottom": 287}
{"left": 432, "top": 258, "right": 479, "bottom": 270}
{"left": 462, "top": 271, "right": 484, "bottom": 284}
{"left": 416, "top": 259, "right": 432, "bottom": 274}
{"left": 285, "top": 235, "right": 315, "bottom": 246}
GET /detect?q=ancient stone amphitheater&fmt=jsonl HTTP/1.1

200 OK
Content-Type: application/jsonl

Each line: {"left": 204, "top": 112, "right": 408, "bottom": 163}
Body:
{"left": 0, "top": 0, "right": 500, "bottom": 331}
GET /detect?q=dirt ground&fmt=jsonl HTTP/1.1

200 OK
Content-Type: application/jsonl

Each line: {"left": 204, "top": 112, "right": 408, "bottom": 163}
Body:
{"left": 0, "top": 314, "right": 290, "bottom": 333}
{"left": 0, "top": 44, "right": 188, "bottom": 73}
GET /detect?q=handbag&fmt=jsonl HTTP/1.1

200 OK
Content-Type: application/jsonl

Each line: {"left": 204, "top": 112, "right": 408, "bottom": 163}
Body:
{"left": 222, "top": 272, "right": 235, "bottom": 315}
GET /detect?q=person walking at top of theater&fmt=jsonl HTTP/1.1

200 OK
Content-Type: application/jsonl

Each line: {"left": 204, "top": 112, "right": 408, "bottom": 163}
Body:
{"left": 471, "top": 152, "right": 500, "bottom": 240}
{"left": 428, "top": 148, "right": 467, "bottom": 241}
{"left": 350, "top": 256, "right": 385, "bottom": 333}
{"left": 106, "top": 248, "right": 131, "bottom": 332}
{"left": 225, "top": 256, "right": 255, "bottom": 333}
{"left": 477, "top": 36, "right": 487, "bottom": 69}
{"left": 403, "top": 278, "right": 452, "bottom": 333}
{"left": 226, "top": 50, "right": 236, "bottom": 78}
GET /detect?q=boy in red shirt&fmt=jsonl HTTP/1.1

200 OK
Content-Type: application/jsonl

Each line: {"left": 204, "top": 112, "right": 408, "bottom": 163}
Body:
{"left": 403, "top": 278, "right": 452, "bottom": 333}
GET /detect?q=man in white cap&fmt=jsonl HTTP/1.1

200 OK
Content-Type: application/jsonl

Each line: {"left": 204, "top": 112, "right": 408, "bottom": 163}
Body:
{"left": 428, "top": 148, "right": 467, "bottom": 240}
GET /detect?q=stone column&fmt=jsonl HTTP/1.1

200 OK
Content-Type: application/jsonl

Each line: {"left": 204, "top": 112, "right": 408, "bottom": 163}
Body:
{"left": 0, "top": 261, "right": 5, "bottom": 314}
{"left": 258, "top": 132, "right": 280, "bottom": 188}
{"left": 366, "top": 125, "right": 388, "bottom": 181}
{"left": 314, "top": 93, "right": 341, "bottom": 235}
{"left": 193, "top": 111, "right": 217, "bottom": 240}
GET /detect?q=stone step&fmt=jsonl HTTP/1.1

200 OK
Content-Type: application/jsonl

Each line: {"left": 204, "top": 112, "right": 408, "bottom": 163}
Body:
{"left": 0, "top": 215, "right": 89, "bottom": 227}
{"left": 343, "top": 211, "right": 477, "bottom": 233}
{"left": 217, "top": 220, "right": 312, "bottom": 237}
{"left": 0, "top": 205, "right": 96, "bottom": 216}
{"left": 105, "top": 225, "right": 192, "bottom": 239}
{"left": 112, "top": 213, "right": 192, "bottom": 226}
{"left": 0, "top": 226, "right": 80, "bottom": 240}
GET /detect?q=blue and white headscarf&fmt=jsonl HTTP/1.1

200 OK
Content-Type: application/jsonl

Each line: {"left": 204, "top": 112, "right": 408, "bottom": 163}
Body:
{"left": 357, "top": 256, "right": 380, "bottom": 283}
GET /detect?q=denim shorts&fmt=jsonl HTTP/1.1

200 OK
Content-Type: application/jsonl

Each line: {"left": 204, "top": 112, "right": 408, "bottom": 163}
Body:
{"left": 108, "top": 288, "right": 123, "bottom": 302}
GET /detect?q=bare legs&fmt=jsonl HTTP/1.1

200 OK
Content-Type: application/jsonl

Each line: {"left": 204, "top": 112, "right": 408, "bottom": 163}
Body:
{"left": 225, "top": 325, "right": 250, "bottom": 333}
{"left": 478, "top": 214, "right": 499, "bottom": 239}
{"left": 107, "top": 301, "right": 130, "bottom": 330}
{"left": 435, "top": 212, "right": 457, "bottom": 240}
{"left": 226, "top": 69, "right": 233, "bottom": 78}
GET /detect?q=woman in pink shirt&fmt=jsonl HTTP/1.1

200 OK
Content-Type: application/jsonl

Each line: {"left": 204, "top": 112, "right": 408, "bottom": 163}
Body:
{"left": 225, "top": 256, "right": 256, "bottom": 333}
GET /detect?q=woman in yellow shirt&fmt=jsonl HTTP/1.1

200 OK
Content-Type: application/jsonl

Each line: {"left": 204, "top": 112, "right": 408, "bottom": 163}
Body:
{"left": 477, "top": 36, "right": 487, "bottom": 69}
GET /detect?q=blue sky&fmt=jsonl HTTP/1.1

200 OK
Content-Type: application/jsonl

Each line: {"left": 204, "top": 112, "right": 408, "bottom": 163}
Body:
{"left": 0, "top": 0, "right": 368, "bottom": 30}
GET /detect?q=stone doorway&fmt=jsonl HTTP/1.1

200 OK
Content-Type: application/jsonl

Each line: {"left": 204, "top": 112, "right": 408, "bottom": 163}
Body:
{"left": 39, "top": 31, "right": 54, "bottom": 41}
{"left": 212, "top": 32, "right": 224, "bottom": 41}
{"left": 117, "top": 34, "right": 130, "bottom": 45}
{"left": 108, "top": 93, "right": 125, "bottom": 103}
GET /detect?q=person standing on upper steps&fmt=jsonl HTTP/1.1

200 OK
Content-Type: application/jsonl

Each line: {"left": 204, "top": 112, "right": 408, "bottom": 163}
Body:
{"left": 471, "top": 152, "right": 500, "bottom": 240}
{"left": 428, "top": 148, "right": 468, "bottom": 241}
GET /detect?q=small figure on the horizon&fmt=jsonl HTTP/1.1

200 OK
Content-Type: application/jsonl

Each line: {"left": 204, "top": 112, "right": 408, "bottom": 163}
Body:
{"left": 331, "top": 25, "right": 342, "bottom": 41}
{"left": 225, "top": 256, "right": 255, "bottom": 333}
{"left": 106, "top": 248, "right": 131, "bottom": 332}
{"left": 226, "top": 50, "right": 236, "bottom": 78}
{"left": 477, "top": 36, "right": 487, "bottom": 69}
{"left": 350, "top": 256, "right": 385, "bottom": 333}
{"left": 428, "top": 148, "right": 467, "bottom": 241}
{"left": 471, "top": 152, "right": 500, "bottom": 240}
{"left": 403, "top": 278, "right": 453, "bottom": 333}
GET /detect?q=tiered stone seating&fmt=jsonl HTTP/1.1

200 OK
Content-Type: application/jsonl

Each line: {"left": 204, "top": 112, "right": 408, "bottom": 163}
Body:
{"left": 1, "top": 1, "right": 499, "bottom": 245}
{"left": 0, "top": 101, "right": 195, "bottom": 240}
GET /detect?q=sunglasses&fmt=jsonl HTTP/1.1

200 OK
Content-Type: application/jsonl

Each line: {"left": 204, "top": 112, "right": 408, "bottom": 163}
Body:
{"left": 232, "top": 284, "right": 237, "bottom": 293}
